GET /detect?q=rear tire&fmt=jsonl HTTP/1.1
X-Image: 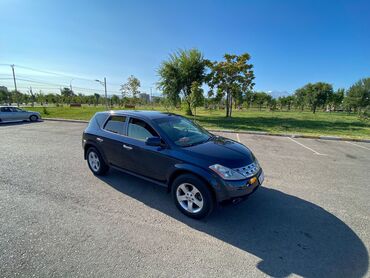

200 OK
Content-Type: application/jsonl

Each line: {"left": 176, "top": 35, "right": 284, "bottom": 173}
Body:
{"left": 172, "top": 174, "right": 214, "bottom": 219}
{"left": 29, "top": 115, "right": 38, "bottom": 122}
{"left": 86, "top": 147, "right": 109, "bottom": 175}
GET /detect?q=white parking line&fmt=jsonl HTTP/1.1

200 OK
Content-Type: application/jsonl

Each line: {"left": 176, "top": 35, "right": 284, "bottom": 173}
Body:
{"left": 236, "top": 133, "right": 240, "bottom": 142}
{"left": 345, "top": 141, "right": 370, "bottom": 151}
{"left": 287, "top": 137, "right": 327, "bottom": 156}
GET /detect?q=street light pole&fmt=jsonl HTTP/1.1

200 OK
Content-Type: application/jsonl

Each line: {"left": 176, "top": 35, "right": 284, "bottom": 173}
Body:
{"left": 104, "top": 77, "right": 108, "bottom": 109}
{"left": 95, "top": 78, "right": 108, "bottom": 110}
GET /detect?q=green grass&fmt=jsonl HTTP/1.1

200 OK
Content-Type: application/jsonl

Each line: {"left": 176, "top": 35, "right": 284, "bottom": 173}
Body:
{"left": 27, "top": 105, "right": 370, "bottom": 139}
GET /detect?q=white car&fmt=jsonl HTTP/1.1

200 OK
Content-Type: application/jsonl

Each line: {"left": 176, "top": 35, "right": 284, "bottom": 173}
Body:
{"left": 0, "top": 106, "right": 41, "bottom": 123}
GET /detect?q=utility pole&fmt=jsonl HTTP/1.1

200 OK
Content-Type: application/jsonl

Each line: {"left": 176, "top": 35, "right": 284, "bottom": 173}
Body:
{"left": 11, "top": 64, "right": 17, "bottom": 92}
{"left": 104, "top": 77, "right": 108, "bottom": 109}
{"left": 150, "top": 87, "right": 153, "bottom": 108}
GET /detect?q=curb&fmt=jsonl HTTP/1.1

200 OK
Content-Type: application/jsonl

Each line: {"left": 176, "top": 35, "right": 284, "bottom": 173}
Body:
{"left": 43, "top": 118, "right": 370, "bottom": 143}
{"left": 43, "top": 118, "right": 89, "bottom": 124}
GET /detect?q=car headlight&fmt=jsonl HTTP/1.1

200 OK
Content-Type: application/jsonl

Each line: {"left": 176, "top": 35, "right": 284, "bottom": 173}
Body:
{"left": 209, "top": 164, "right": 245, "bottom": 180}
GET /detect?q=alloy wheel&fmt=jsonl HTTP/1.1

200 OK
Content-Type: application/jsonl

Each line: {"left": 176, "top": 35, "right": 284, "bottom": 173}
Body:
{"left": 88, "top": 151, "right": 100, "bottom": 172}
{"left": 176, "top": 183, "right": 204, "bottom": 213}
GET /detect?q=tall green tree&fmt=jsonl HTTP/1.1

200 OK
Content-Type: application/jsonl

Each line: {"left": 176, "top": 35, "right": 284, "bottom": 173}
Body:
{"left": 0, "top": 87, "right": 10, "bottom": 104}
{"left": 189, "top": 81, "right": 204, "bottom": 116}
{"left": 158, "top": 49, "right": 205, "bottom": 115}
{"left": 295, "top": 82, "right": 333, "bottom": 113}
{"left": 345, "top": 78, "right": 370, "bottom": 113}
{"left": 93, "top": 93, "right": 100, "bottom": 106}
{"left": 60, "top": 87, "right": 75, "bottom": 104}
{"left": 111, "top": 94, "right": 120, "bottom": 106}
{"left": 253, "top": 92, "right": 270, "bottom": 111}
{"left": 328, "top": 88, "right": 344, "bottom": 111}
{"left": 294, "top": 88, "right": 307, "bottom": 111}
{"left": 206, "top": 53, "right": 255, "bottom": 117}
{"left": 120, "top": 75, "right": 141, "bottom": 103}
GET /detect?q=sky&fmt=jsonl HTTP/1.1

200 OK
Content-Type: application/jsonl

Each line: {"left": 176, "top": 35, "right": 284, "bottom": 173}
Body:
{"left": 0, "top": 0, "right": 369, "bottom": 96}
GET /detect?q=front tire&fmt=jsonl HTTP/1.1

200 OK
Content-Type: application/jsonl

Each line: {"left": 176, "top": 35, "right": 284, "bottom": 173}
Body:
{"left": 172, "top": 174, "right": 214, "bottom": 219}
{"left": 29, "top": 115, "right": 38, "bottom": 122}
{"left": 87, "top": 147, "right": 109, "bottom": 175}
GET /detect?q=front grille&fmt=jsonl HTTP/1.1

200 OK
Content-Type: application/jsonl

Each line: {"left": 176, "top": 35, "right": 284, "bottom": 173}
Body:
{"left": 233, "top": 162, "right": 260, "bottom": 178}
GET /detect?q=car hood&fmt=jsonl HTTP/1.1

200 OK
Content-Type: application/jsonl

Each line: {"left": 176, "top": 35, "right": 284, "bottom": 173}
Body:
{"left": 181, "top": 136, "right": 255, "bottom": 168}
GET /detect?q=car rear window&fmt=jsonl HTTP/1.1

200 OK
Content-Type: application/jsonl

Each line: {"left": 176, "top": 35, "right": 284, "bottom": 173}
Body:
{"left": 103, "top": 116, "right": 126, "bottom": 135}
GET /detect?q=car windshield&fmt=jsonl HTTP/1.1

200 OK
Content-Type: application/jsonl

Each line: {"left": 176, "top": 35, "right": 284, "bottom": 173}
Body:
{"left": 154, "top": 116, "right": 212, "bottom": 147}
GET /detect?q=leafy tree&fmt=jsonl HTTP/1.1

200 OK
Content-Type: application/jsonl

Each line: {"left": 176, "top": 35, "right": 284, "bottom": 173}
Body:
{"left": 206, "top": 53, "right": 255, "bottom": 117}
{"left": 0, "top": 87, "right": 10, "bottom": 104}
{"left": 111, "top": 94, "right": 120, "bottom": 106}
{"left": 253, "top": 92, "right": 270, "bottom": 111}
{"left": 158, "top": 49, "right": 205, "bottom": 115}
{"left": 189, "top": 81, "right": 204, "bottom": 115}
{"left": 328, "top": 88, "right": 344, "bottom": 111}
{"left": 294, "top": 88, "right": 307, "bottom": 111}
{"left": 346, "top": 78, "right": 370, "bottom": 113}
{"left": 295, "top": 82, "right": 333, "bottom": 113}
{"left": 244, "top": 91, "right": 255, "bottom": 109}
{"left": 278, "top": 95, "right": 295, "bottom": 111}
{"left": 60, "top": 87, "right": 75, "bottom": 104}
{"left": 120, "top": 75, "right": 141, "bottom": 103}
{"left": 93, "top": 93, "right": 100, "bottom": 106}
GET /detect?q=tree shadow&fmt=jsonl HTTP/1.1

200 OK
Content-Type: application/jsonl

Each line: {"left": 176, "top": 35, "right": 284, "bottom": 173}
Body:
{"left": 98, "top": 169, "right": 368, "bottom": 278}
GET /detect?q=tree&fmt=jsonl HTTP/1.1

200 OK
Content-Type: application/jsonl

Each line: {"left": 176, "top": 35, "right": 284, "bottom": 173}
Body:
{"left": 278, "top": 95, "right": 295, "bottom": 111}
{"left": 328, "top": 88, "right": 344, "bottom": 111}
{"left": 345, "top": 78, "right": 370, "bottom": 114}
{"left": 206, "top": 53, "right": 255, "bottom": 117}
{"left": 93, "top": 93, "right": 100, "bottom": 106}
{"left": 253, "top": 92, "right": 269, "bottom": 111}
{"left": 0, "top": 87, "right": 10, "bottom": 105}
{"left": 120, "top": 75, "right": 141, "bottom": 104}
{"left": 189, "top": 81, "right": 204, "bottom": 115}
{"left": 111, "top": 94, "right": 120, "bottom": 106}
{"left": 60, "top": 87, "right": 75, "bottom": 104}
{"left": 295, "top": 82, "right": 333, "bottom": 113}
{"left": 158, "top": 49, "right": 205, "bottom": 115}
{"left": 294, "top": 88, "right": 307, "bottom": 111}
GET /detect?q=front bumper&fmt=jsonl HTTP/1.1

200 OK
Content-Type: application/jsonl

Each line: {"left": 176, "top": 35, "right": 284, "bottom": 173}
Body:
{"left": 214, "top": 169, "right": 264, "bottom": 202}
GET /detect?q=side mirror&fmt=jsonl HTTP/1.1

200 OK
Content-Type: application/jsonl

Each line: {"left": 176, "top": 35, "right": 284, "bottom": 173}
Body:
{"left": 145, "top": 136, "right": 162, "bottom": 147}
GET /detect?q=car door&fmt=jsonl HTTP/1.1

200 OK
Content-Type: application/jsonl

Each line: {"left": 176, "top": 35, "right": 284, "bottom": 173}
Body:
{"left": 99, "top": 115, "right": 131, "bottom": 168}
{"left": 124, "top": 117, "right": 177, "bottom": 182}
{"left": 10, "top": 107, "right": 26, "bottom": 120}
{"left": 0, "top": 107, "right": 13, "bottom": 121}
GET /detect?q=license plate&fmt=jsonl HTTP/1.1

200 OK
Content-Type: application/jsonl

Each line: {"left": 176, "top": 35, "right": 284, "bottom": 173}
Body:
{"left": 258, "top": 171, "right": 264, "bottom": 185}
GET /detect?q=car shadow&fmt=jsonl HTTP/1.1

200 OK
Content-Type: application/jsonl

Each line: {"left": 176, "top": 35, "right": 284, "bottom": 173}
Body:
{"left": 98, "top": 169, "right": 369, "bottom": 278}
{"left": 0, "top": 120, "right": 43, "bottom": 126}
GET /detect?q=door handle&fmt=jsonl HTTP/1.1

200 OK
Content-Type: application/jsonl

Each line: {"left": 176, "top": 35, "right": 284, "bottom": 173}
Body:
{"left": 96, "top": 137, "right": 104, "bottom": 142}
{"left": 123, "top": 144, "right": 133, "bottom": 150}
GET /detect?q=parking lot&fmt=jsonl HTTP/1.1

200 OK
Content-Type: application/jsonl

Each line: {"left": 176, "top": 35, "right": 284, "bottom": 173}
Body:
{"left": 0, "top": 121, "right": 369, "bottom": 277}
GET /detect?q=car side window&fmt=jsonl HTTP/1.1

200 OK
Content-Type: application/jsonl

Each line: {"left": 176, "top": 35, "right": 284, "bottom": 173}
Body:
{"left": 103, "top": 116, "right": 126, "bottom": 135}
{"left": 127, "top": 118, "right": 158, "bottom": 141}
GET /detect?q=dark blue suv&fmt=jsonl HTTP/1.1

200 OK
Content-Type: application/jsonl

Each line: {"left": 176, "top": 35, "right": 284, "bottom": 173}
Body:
{"left": 83, "top": 111, "right": 264, "bottom": 219}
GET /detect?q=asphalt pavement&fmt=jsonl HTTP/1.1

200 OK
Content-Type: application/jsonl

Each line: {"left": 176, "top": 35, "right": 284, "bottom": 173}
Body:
{"left": 0, "top": 121, "right": 369, "bottom": 277}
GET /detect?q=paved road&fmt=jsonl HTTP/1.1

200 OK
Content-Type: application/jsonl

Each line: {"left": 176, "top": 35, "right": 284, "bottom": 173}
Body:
{"left": 0, "top": 121, "right": 369, "bottom": 277}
